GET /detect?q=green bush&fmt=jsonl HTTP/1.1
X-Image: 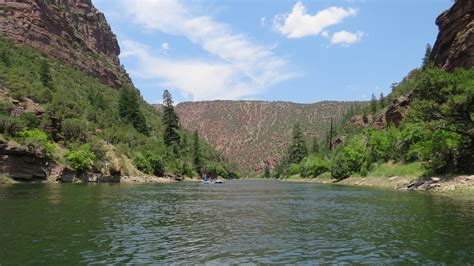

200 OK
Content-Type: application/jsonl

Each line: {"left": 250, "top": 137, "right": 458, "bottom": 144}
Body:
{"left": 299, "top": 155, "right": 329, "bottom": 178}
{"left": 331, "top": 151, "right": 352, "bottom": 180}
{"left": 61, "top": 118, "right": 87, "bottom": 141}
{"left": 0, "top": 114, "right": 25, "bottom": 135}
{"left": 288, "top": 163, "right": 300, "bottom": 176}
{"left": 330, "top": 135, "right": 367, "bottom": 180}
{"left": 64, "top": 144, "right": 96, "bottom": 172}
{"left": 0, "top": 99, "right": 12, "bottom": 114}
{"left": 19, "top": 112, "right": 40, "bottom": 129}
{"left": 16, "top": 129, "right": 56, "bottom": 158}
{"left": 133, "top": 151, "right": 165, "bottom": 176}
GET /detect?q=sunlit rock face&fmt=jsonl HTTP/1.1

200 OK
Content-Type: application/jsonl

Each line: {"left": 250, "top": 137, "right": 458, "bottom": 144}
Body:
{"left": 431, "top": 0, "right": 474, "bottom": 71}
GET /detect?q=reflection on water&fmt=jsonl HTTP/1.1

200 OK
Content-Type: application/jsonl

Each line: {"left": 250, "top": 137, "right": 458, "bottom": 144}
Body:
{"left": 1, "top": 181, "right": 474, "bottom": 264}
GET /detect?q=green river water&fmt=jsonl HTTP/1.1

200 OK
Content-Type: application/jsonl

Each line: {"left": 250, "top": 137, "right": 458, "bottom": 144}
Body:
{"left": 0, "top": 180, "right": 473, "bottom": 264}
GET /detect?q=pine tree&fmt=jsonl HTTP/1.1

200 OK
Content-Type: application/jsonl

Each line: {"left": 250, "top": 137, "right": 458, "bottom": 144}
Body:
{"left": 40, "top": 59, "right": 53, "bottom": 89}
{"left": 422, "top": 43, "right": 433, "bottom": 69}
{"left": 328, "top": 118, "right": 334, "bottom": 151}
{"left": 379, "top": 92, "right": 385, "bottom": 109}
{"left": 370, "top": 93, "right": 377, "bottom": 113}
{"left": 118, "top": 86, "right": 148, "bottom": 135}
{"left": 0, "top": 50, "right": 11, "bottom": 67}
{"left": 287, "top": 123, "right": 308, "bottom": 164}
{"left": 192, "top": 130, "right": 202, "bottom": 177}
{"left": 311, "top": 136, "right": 320, "bottom": 154}
{"left": 263, "top": 163, "right": 271, "bottom": 178}
{"left": 162, "top": 90, "right": 180, "bottom": 146}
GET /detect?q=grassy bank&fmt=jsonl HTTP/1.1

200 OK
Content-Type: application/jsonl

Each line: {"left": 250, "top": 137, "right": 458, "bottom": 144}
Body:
{"left": 280, "top": 162, "right": 474, "bottom": 195}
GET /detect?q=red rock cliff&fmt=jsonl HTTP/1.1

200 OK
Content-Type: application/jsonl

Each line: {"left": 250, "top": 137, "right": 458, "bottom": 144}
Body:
{"left": 431, "top": 0, "right": 474, "bottom": 71}
{"left": 0, "top": 0, "right": 130, "bottom": 88}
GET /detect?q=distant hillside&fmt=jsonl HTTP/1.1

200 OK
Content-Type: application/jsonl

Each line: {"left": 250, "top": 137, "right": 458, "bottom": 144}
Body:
{"left": 162, "top": 100, "right": 364, "bottom": 174}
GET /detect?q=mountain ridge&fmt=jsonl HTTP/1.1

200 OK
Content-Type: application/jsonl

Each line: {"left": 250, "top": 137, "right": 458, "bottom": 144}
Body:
{"left": 154, "top": 100, "right": 366, "bottom": 174}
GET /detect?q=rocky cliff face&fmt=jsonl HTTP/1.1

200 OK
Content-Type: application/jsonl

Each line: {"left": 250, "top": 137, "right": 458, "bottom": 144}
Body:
{"left": 0, "top": 0, "right": 129, "bottom": 88}
{"left": 168, "top": 100, "right": 360, "bottom": 174}
{"left": 431, "top": 0, "right": 474, "bottom": 71}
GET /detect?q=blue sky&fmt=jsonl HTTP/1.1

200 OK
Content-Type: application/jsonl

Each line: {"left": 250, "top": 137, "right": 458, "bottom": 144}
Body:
{"left": 93, "top": 0, "right": 452, "bottom": 104}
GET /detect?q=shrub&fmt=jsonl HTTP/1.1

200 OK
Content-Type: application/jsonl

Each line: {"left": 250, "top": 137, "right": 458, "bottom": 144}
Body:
{"left": 0, "top": 114, "right": 25, "bottom": 135}
{"left": 19, "top": 112, "right": 40, "bottom": 129}
{"left": 331, "top": 151, "right": 352, "bottom": 180}
{"left": 64, "top": 144, "right": 95, "bottom": 172}
{"left": 288, "top": 163, "right": 300, "bottom": 176}
{"left": 0, "top": 99, "right": 13, "bottom": 114}
{"left": 61, "top": 118, "right": 87, "bottom": 141}
{"left": 133, "top": 151, "right": 165, "bottom": 176}
{"left": 16, "top": 129, "right": 56, "bottom": 158}
{"left": 331, "top": 135, "right": 368, "bottom": 180}
{"left": 300, "top": 156, "right": 329, "bottom": 178}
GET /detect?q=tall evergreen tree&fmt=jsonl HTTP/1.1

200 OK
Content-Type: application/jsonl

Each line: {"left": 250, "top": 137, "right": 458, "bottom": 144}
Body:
{"left": 118, "top": 86, "right": 148, "bottom": 135}
{"left": 370, "top": 93, "right": 377, "bottom": 113}
{"left": 422, "top": 43, "right": 433, "bottom": 69}
{"left": 162, "top": 90, "right": 180, "bottom": 146}
{"left": 192, "top": 130, "right": 202, "bottom": 177}
{"left": 40, "top": 59, "right": 53, "bottom": 89}
{"left": 379, "top": 92, "right": 385, "bottom": 109}
{"left": 328, "top": 118, "right": 334, "bottom": 151}
{"left": 263, "top": 163, "right": 271, "bottom": 178}
{"left": 287, "top": 123, "right": 308, "bottom": 164}
{"left": 0, "top": 50, "right": 11, "bottom": 67}
{"left": 311, "top": 136, "right": 320, "bottom": 154}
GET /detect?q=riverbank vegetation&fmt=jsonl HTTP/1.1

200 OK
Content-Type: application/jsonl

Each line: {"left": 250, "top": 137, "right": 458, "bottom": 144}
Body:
{"left": 0, "top": 36, "right": 238, "bottom": 179}
{"left": 268, "top": 55, "right": 473, "bottom": 181}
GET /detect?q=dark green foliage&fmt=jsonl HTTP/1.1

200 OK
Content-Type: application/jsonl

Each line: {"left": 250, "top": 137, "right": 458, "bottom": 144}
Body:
{"left": 19, "top": 112, "right": 40, "bottom": 129}
{"left": 61, "top": 118, "right": 87, "bottom": 142}
{"left": 192, "top": 130, "right": 202, "bottom": 176}
{"left": 370, "top": 93, "right": 377, "bottom": 113}
{"left": 330, "top": 135, "right": 367, "bottom": 180}
{"left": 287, "top": 123, "right": 308, "bottom": 164}
{"left": 39, "top": 59, "right": 53, "bottom": 90}
{"left": 118, "top": 86, "right": 148, "bottom": 135}
{"left": 0, "top": 36, "right": 234, "bottom": 178}
{"left": 0, "top": 49, "right": 11, "bottom": 67}
{"left": 133, "top": 151, "right": 165, "bottom": 176}
{"left": 300, "top": 155, "right": 328, "bottom": 178}
{"left": 409, "top": 67, "right": 474, "bottom": 173}
{"left": 379, "top": 93, "right": 385, "bottom": 109}
{"left": 204, "top": 164, "right": 218, "bottom": 179}
{"left": 162, "top": 90, "right": 180, "bottom": 146}
{"left": 311, "top": 136, "right": 320, "bottom": 154}
{"left": 0, "top": 114, "right": 25, "bottom": 135}
{"left": 263, "top": 163, "right": 271, "bottom": 178}
{"left": 422, "top": 43, "right": 433, "bottom": 69}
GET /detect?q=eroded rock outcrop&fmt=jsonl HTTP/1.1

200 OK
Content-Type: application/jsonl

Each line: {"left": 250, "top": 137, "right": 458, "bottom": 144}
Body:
{"left": 0, "top": 140, "right": 47, "bottom": 181}
{"left": 431, "top": 0, "right": 474, "bottom": 71}
{"left": 0, "top": 0, "right": 130, "bottom": 88}
{"left": 385, "top": 93, "right": 413, "bottom": 127}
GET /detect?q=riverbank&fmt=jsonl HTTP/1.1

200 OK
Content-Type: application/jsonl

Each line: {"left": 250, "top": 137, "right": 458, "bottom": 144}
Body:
{"left": 284, "top": 175, "right": 474, "bottom": 195}
{"left": 0, "top": 174, "right": 178, "bottom": 184}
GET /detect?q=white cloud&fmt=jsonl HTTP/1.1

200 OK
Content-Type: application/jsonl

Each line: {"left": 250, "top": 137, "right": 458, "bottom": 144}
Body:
{"left": 273, "top": 2, "right": 358, "bottom": 38}
{"left": 260, "top": 17, "right": 266, "bottom": 27}
{"left": 161, "top": 42, "right": 170, "bottom": 53}
{"left": 330, "top": 30, "right": 364, "bottom": 46}
{"left": 119, "top": 0, "right": 297, "bottom": 100}
{"left": 321, "top": 31, "right": 329, "bottom": 38}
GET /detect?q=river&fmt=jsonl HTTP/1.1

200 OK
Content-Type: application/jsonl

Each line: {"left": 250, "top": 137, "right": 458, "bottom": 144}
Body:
{"left": 1, "top": 180, "right": 473, "bottom": 264}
